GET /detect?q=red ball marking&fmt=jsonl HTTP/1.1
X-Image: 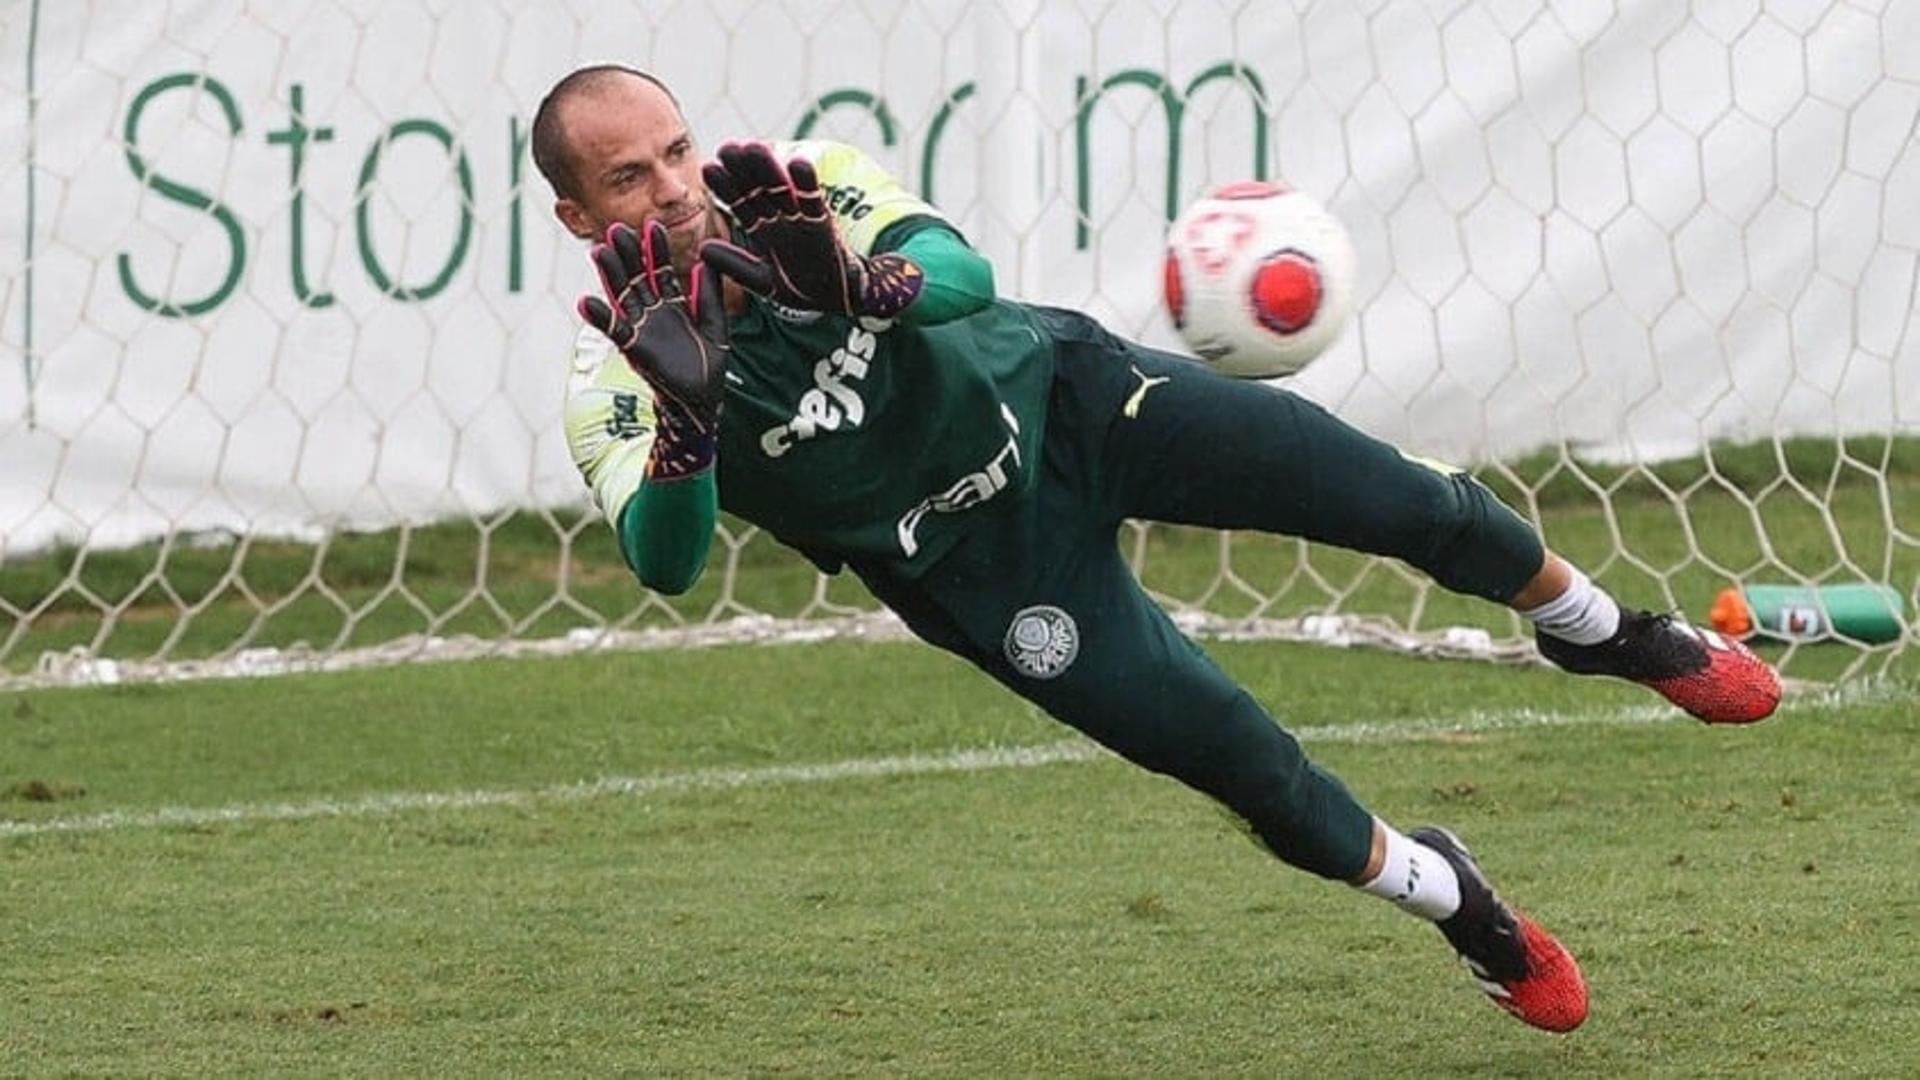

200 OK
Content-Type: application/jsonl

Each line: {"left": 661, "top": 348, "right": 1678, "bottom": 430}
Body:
{"left": 1181, "top": 210, "right": 1257, "bottom": 278}
{"left": 1163, "top": 249, "right": 1186, "bottom": 328}
{"left": 1211, "top": 180, "right": 1292, "bottom": 200}
{"left": 1249, "top": 250, "right": 1322, "bottom": 335}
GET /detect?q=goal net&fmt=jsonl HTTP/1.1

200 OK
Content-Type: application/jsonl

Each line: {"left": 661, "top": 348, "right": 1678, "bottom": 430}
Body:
{"left": 2, "top": 0, "right": 1915, "bottom": 688}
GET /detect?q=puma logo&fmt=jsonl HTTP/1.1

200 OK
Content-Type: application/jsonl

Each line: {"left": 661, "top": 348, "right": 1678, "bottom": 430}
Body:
{"left": 1122, "top": 365, "right": 1172, "bottom": 419}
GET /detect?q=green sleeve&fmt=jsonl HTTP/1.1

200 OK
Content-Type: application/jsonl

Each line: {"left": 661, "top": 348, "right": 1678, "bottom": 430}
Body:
{"left": 616, "top": 470, "right": 718, "bottom": 595}
{"left": 886, "top": 223, "right": 996, "bottom": 326}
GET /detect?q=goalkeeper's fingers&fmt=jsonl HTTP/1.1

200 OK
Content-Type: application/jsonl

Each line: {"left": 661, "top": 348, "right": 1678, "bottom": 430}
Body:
{"left": 588, "top": 234, "right": 631, "bottom": 308}
{"left": 611, "top": 223, "right": 650, "bottom": 293}
{"left": 640, "top": 219, "right": 680, "bottom": 302}
{"left": 686, "top": 256, "right": 729, "bottom": 347}
{"left": 590, "top": 222, "right": 666, "bottom": 316}
{"left": 784, "top": 157, "right": 830, "bottom": 221}
{"left": 701, "top": 156, "right": 742, "bottom": 211}
{"left": 577, "top": 295, "right": 635, "bottom": 352}
{"left": 708, "top": 141, "right": 796, "bottom": 214}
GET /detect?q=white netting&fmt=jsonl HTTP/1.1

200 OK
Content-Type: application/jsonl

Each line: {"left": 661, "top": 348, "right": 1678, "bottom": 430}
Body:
{"left": 2, "top": 0, "right": 1915, "bottom": 689}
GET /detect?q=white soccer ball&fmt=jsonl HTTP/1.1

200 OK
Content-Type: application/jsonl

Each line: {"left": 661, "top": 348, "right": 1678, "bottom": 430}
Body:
{"left": 1162, "top": 180, "right": 1358, "bottom": 379}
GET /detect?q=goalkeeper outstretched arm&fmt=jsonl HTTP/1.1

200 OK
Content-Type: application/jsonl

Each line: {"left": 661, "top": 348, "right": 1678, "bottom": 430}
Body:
{"left": 565, "top": 349, "right": 718, "bottom": 594}
{"left": 573, "top": 223, "right": 993, "bottom": 594}
{"left": 570, "top": 145, "right": 998, "bottom": 594}
{"left": 611, "top": 219, "right": 992, "bottom": 592}
{"left": 569, "top": 220, "right": 729, "bottom": 595}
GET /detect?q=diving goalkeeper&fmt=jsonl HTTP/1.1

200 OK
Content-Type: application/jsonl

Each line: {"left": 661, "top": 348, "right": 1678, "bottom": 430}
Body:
{"left": 533, "top": 64, "right": 1782, "bottom": 1034}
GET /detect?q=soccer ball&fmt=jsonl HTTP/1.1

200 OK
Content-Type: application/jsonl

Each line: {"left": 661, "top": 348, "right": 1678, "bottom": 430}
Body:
{"left": 1162, "top": 180, "right": 1357, "bottom": 379}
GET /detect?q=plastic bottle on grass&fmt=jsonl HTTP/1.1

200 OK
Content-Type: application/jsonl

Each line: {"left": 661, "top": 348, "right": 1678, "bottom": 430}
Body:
{"left": 1709, "top": 583, "right": 1906, "bottom": 644}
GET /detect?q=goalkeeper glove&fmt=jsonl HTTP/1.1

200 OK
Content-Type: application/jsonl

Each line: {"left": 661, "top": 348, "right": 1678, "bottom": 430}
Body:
{"left": 699, "top": 141, "right": 925, "bottom": 320}
{"left": 578, "top": 220, "right": 730, "bottom": 479}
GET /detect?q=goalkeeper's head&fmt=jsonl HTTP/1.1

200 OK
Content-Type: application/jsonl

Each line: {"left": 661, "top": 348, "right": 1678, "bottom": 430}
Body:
{"left": 533, "top": 65, "right": 725, "bottom": 279}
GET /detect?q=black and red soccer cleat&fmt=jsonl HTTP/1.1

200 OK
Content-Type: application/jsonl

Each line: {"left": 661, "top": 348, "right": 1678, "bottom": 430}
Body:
{"left": 1536, "top": 610, "right": 1781, "bottom": 725}
{"left": 1410, "top": 826, "right": 1589, "bottom": 1034}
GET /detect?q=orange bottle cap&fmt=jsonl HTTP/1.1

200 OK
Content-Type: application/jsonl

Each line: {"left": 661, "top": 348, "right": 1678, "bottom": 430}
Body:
{"left": 1710, "top": 587, "right": 1752, "bottom": 637}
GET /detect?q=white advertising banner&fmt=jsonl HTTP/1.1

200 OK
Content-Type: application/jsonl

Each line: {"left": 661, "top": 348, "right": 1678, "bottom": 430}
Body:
{"left": 3, "top": 0, "right": 1915, "bottom": 553}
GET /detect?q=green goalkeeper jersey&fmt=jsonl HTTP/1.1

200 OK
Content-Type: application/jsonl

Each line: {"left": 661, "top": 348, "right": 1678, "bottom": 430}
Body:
{"left": 564, "top": 139, "right": 1054, "bottom": 574}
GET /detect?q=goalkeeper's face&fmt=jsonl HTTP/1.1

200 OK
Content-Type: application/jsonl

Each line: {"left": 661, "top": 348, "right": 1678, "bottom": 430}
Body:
{"left": 555, "top": 76, "right": 722, "bottom": 278}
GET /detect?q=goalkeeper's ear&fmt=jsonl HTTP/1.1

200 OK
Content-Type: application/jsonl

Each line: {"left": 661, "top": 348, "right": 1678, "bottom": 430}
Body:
{"left": 699, "top": 239, "right": 775, "bottom": 298}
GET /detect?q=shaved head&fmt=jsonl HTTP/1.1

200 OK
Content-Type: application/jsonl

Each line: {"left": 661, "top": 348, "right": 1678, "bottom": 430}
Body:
{"left": 531, "top": 64, "right": 681, "bottom": 202}
{"left": 535, "top": 64, "right": 722, "bottom": 275}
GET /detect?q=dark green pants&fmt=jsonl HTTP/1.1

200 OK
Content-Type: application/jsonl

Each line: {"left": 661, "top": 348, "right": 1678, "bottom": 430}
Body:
{"left": 853, "top": 308, "right": 1544, "bottom": 881}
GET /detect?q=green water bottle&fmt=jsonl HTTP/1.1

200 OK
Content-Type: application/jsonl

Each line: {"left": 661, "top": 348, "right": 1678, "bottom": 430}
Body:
{"left": 1710, "top": 583, "right": 1907, "bottom": 644}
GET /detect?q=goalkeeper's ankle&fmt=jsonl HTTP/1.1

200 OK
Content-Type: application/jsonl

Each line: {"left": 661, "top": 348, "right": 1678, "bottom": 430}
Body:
{"left": 1355, "top": 821, "right": 1463, "bottom": 921}
{"left": 1520, "top": 566, "right": 1621, "bottom": 646}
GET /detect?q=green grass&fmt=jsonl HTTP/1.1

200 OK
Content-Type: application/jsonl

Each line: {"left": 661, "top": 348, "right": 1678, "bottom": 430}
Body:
{"left": 3, "top": 436, "right": 1915, "bottom": 682}
{"left": 3, "top": 640, "right": 1917, "bottom": 1074}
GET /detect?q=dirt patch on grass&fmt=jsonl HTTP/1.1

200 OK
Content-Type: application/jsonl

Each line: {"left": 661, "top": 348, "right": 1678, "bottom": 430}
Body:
{"left": 4, "top": 779, "right": 86, "bottom": 802}
{"left": 232, "top": 1001, "right": 397, "bottom": 1027}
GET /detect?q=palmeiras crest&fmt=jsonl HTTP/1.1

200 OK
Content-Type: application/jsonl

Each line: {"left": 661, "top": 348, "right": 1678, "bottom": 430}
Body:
{"left": 1003, "top": 605, "right": 1079, "bottom": 679}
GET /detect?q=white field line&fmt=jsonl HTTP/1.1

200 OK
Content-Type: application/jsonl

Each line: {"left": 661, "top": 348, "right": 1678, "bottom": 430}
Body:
{"left": 0, "top": 681, "right": 1896, "bottom": 840}
{"left": 8, "top": 611, "right": 1542, "bottom": 692}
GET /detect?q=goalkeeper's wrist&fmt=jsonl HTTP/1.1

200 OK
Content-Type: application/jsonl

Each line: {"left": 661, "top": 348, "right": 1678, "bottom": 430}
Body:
{"left": 858, "top": 252, "right": 926, "bottom": 320}
{"left": 647, "top": 405, "right": 718, "bottom": 481}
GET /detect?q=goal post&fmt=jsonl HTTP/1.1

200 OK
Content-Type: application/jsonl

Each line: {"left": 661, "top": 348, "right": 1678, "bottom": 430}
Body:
{"left": 2, "top": 0, "right": 1914, "bottom": 687}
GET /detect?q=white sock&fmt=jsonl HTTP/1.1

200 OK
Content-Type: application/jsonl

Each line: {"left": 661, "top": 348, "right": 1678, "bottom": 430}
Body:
{"left": 1356, "top": 821, "right": 1462, "bottom": 921}
{"left": 1521, "top": 566, "right": 1621, "bottom": 646}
